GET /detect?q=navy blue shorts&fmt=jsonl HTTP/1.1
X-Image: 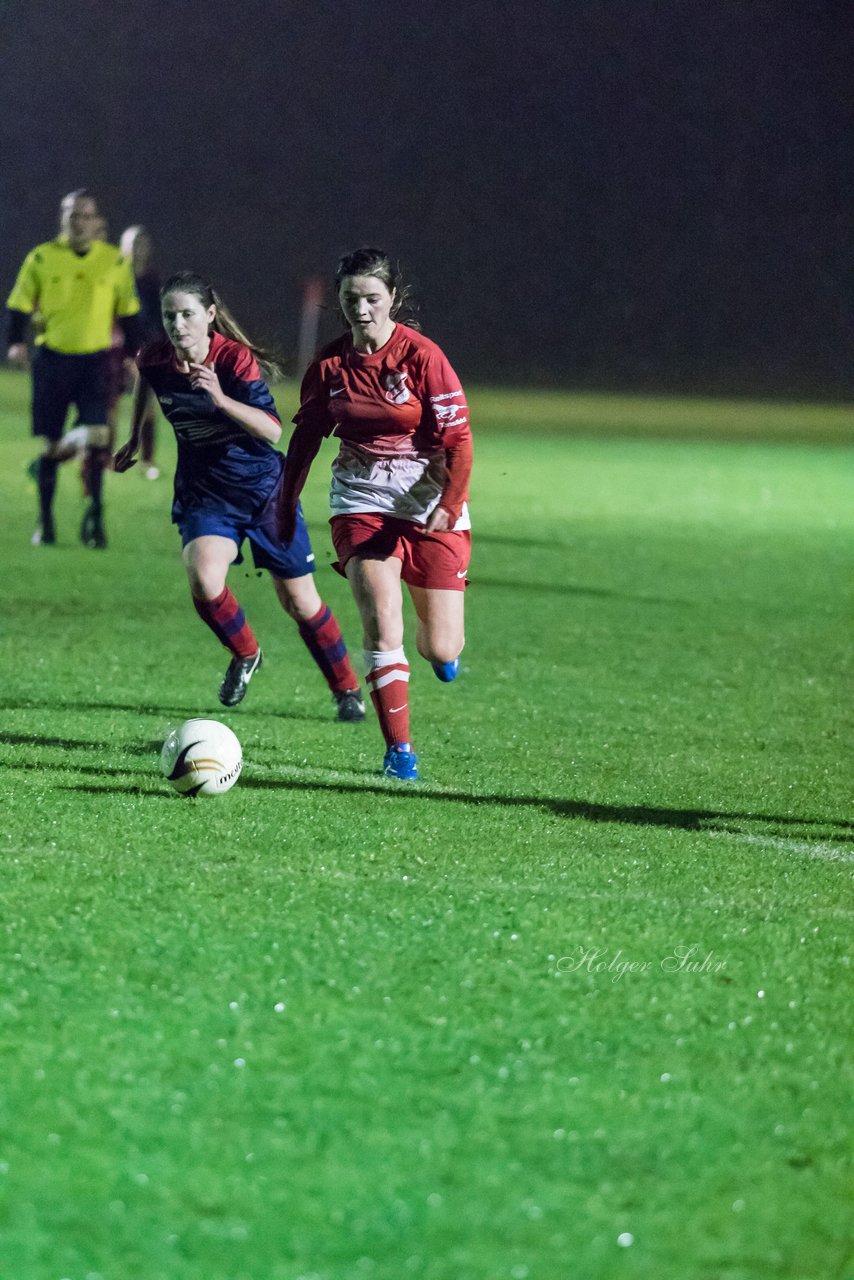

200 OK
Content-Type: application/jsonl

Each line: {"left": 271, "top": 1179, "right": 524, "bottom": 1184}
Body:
{"left": 177, "top": 501, "right": 316, "bottom": 580}
{"left": 32, "top": 347, "right": 111, "bottom": 440}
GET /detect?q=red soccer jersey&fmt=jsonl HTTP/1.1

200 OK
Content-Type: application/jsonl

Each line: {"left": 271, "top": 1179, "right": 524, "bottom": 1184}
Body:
{"left": 287, "top": 324, "right": 472, "bottom": 527}
{"left": 295, "top": 323, "right": 469, "bottom": 456}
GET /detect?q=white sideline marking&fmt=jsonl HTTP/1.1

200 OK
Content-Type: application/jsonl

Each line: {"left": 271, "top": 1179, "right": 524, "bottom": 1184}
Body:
{"left": 706, "top": 830, "right": 854, "bottom": 864}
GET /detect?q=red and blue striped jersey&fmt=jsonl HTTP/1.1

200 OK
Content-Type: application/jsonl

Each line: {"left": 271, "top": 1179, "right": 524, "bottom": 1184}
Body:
{"left": 137, "top": 331, "right": 282, "bottom": 523}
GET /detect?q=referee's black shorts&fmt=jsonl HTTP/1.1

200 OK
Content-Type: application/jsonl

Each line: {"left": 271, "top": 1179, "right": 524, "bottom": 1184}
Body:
{"left": 31, "top": 347, "right": 111, "bottom": 440}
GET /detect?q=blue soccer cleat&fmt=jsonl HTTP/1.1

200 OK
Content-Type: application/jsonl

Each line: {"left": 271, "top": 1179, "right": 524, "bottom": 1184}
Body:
{"left": 383, "top": 744, "right": 419, "bottom": 782}
{"left": 432, "top": 658, "right": 460, "bottom": 683}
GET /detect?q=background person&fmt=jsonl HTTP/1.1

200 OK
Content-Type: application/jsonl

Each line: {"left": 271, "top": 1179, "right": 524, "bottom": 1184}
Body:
{"left": 120, "top": 225, "right": 164, "bottom": 478}
{"left": 5, "top": 189, "right": 141, "bottom": 547}
{"left": 278, "top": 247, "right": 473, "bottom": 781}
{"left": 81, "top": 215, "right": 125, "bottom": 502}
{"left": 114, "top": 271, "right": 365, "bottom": 720}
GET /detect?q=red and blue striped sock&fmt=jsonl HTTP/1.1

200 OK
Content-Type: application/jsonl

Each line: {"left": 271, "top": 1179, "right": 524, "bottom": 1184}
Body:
{"left": 193, "top": 587, "right": 258, "bottom": 659}
{"left": 297, "top": 603, "right": 359, "bottom": 694}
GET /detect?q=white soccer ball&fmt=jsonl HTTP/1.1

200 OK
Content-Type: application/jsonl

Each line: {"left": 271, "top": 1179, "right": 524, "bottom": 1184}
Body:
{"left": 160, "top": 719, "right": 243, "bottom": 797}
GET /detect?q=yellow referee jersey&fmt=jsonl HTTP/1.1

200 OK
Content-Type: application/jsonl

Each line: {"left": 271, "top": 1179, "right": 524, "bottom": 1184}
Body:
{"left": 6, "top": 237, "right": 140, "bottom": 354}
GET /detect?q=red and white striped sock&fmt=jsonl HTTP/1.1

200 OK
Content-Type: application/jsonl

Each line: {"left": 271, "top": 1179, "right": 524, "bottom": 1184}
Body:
{"left": 364, "top": 647, "right": 411, "bottom": 749}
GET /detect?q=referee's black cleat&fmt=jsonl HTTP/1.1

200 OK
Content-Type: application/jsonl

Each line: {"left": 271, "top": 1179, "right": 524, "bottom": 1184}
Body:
{"left": 31, "top": 516, "right": 56, "bottom": 546}
{"left": 81, "top": 503, "right": 107, "bottom": 549}
{"left": 219, "top": 648, "right": 263, "bottom": 707}
{"left": 334, "top": 688, "right": 366, "bottom": 722}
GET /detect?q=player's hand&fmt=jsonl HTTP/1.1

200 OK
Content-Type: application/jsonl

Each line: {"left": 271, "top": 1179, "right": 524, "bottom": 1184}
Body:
{"left": 425, "top": 505, "right": 452, "bottom": 533}
{"left": 113, "top": 439, "right": 139, "bottom": 473}
{"left": 189, "top": 362, "right": 225, "bottom": 407}
{"left": 7, "top": 343, "right": 29, "bottom": 368}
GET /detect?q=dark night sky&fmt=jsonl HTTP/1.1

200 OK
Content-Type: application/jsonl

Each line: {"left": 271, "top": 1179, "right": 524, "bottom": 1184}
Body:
{"left": 1, "top": 1, "right": 850, "bottom": 396}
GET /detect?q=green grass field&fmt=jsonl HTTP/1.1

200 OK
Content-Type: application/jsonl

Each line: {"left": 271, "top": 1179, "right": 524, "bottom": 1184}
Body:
{"left": 1, "top": 367, "right": 852, "bottom": 1280}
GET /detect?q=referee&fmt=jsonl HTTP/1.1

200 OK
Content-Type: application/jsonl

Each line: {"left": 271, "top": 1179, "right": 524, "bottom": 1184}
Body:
{"left": 6, "top": 189, "right": 142, "bottom": 547}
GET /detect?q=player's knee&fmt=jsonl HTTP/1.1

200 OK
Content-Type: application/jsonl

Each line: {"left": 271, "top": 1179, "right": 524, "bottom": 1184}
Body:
{"left": 187, "top": 563, "right": 225, "bottom": 600}
{"left": 422, "top": 632, "right": 464, "bottom": 665}
{"left": 279, "top": 593, "right": 309, "bottom": 622}
{"left": 359, "top": 607, "right": 404, "bottom": 651}
{"left": 272, "top": 573, "right": 321, "bottom": 621}
{"left": 370, "top": 610, "right": 405, "bottom": 652}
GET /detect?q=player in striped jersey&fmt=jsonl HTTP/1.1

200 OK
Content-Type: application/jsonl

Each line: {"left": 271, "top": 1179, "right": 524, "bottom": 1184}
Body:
{"left": 278, "top": 249, "right": 473, "bottom": 781}
{"left": 114, "top": 272, "right": 364, "bottom": 720}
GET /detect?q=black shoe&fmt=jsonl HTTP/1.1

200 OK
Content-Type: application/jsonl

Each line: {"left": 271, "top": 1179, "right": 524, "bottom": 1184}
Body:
{"left": 334, "top": 688, "right": 366, "bottom": 722}
{"left": 219, "top": 648, "right": 263, "bottom": 707}
{"left": 31, "top": 515, "right": 56, "bottom": 546}
{"left": 81, "top": 503, "right": 107, "bottom": 549}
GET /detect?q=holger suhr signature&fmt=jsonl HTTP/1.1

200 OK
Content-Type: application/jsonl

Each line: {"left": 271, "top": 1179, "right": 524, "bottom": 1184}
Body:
{"left": 555, "top": 945, "right": 728, "bottom": 982}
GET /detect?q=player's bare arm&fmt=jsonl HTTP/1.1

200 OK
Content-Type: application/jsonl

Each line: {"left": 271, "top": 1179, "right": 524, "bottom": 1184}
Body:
{"left": 114, "top": 375, "right": 155, "bottom": 472}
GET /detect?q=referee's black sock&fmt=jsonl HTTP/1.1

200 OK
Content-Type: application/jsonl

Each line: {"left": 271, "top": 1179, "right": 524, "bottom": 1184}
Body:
{"left": 38, "top": 456, "right": 59, "bottom": 525}
{"left": 82, "top": 447, "right": 106, "bottom": 514}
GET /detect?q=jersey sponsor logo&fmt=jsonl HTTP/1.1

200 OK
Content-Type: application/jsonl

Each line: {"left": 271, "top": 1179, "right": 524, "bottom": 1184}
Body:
{"left": 430, "top": 390, "right": 463, "bottom": 402}
{"left": 173, "top": 418, "right": 242, "bottom": 442}
{"left": 384, "top": 370, "right": 411, "bottom": 404}
{"left": 433, "top": 402, "right": 468, "bottom": 424}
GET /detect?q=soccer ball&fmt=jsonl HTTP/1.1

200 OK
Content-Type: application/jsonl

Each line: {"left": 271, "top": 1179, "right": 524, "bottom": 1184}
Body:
{"left": 160, "top": 719, "right": 243, "bottom": 797}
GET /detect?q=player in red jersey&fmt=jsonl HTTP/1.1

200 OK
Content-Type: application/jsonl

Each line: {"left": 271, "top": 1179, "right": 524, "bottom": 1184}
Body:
{"left": 278, "top": 248, "right": 473, "bottom": 781}
{"left": 114, "top": 272, "right": 365, "bottom": 720}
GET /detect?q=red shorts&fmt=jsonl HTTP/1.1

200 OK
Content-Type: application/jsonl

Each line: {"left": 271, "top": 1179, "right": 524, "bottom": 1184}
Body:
{"left": 330, "top": 514, "right": 471, "bottom": 591}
